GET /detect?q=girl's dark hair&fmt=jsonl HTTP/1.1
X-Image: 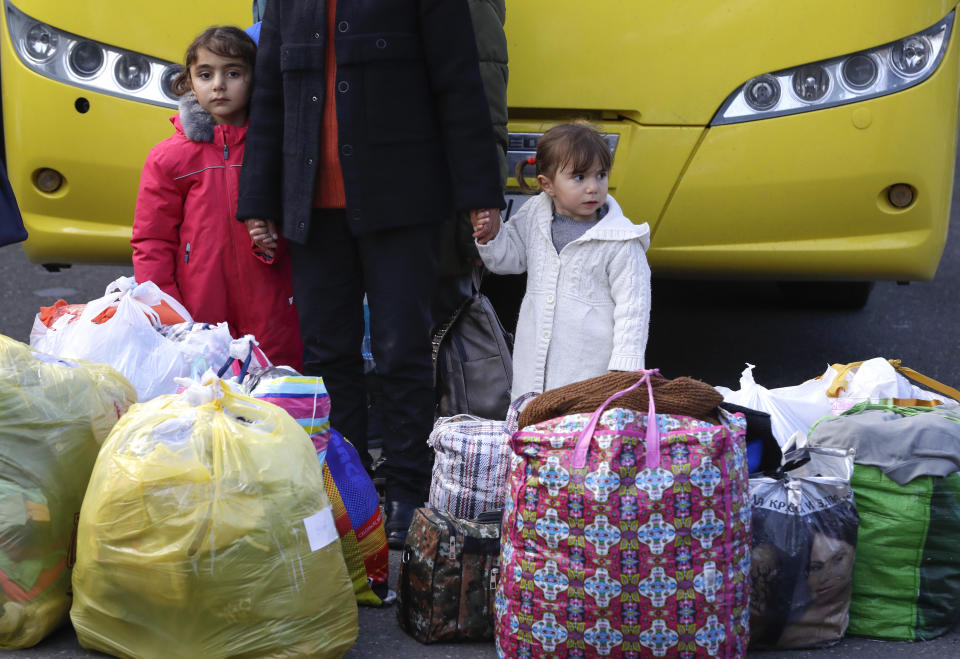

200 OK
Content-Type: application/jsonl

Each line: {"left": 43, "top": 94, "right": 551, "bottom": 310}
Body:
{"left": 171, "top": 26, "right": 257, "bottom": 97}
{"left": 515, "top": 121, "right": 613, "bottom": 194}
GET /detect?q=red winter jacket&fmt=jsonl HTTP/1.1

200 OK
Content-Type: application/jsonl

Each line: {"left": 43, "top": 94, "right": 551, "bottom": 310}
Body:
{"left": 132, "top": 94, "right": 303, "bottom": 369}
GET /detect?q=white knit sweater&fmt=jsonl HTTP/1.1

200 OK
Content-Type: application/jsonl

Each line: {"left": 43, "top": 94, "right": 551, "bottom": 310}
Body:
{"left": 477, "top": 192, "right": 651, "bottom": 399}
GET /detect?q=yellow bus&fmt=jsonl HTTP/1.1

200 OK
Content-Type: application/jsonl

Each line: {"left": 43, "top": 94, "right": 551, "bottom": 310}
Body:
{"left": 3, "top": 1, "right": 959, "bottom": 306}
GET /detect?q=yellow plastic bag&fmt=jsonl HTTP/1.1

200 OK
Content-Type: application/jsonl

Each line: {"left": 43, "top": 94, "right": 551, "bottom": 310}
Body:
{"left": 70, "top": 373, "right": 358, "bottom": 658}
{"left": 0, "top": 334, "right": 136, "bottom": 649}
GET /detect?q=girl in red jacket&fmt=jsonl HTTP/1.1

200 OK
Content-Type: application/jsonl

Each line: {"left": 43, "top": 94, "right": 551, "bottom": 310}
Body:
{"left": 132, "top": 26, "right": 302, "bottom": 369}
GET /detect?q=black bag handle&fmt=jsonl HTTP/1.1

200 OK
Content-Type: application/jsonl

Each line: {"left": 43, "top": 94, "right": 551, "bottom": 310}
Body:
{"left": 471, "top": 508, "right": 503, "bottom": 525}
{"left": 217, "top": 345, "right": 254, "bottom": 381}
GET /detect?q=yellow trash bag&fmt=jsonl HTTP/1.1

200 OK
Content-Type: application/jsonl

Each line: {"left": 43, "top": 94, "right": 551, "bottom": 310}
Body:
{"left": 0, "top": 334, "right": 136, "bottom": 649}
{"left": 70, "top": 373, "right": 359, "bottom": 659}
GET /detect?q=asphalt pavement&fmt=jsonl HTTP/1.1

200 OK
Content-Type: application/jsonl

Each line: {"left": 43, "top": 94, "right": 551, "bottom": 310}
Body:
{"left": 2, "top": 174, "right": 960, "bottom": 656}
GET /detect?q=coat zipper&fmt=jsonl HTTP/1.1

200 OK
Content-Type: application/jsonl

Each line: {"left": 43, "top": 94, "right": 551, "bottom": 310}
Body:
{"left": 184, "top": 242, "right": 191, "bottom": 263}
{"left": 223, "top": 144, "right": 229, "bottom": 160}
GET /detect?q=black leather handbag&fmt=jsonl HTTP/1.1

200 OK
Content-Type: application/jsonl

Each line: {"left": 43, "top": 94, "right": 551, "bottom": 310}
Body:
{"left": 432, "top": 268, "right": 514, "bottom": 420}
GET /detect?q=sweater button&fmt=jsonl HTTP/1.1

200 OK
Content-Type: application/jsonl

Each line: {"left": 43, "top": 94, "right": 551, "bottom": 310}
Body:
{"left": 297, "top": 221, "right": 305, "bottom": 230}
{"left": 312, "top": 95, "right": 318, "bottom": 102}
{"left": 313, "top": 32, "right": 321, "bottom": 39}
{"left": 341, "top": 144, "right": 353, "bottom": 156}
{"left": 337, "top": 80, "right": 349, "bottom": 93}
{"left": 543, "top": 331, "right": 550, "bottom": 339}
{"left": 338, "top": 21, "right": 349, "bottom": 33}
{"left": 306, "top": 158, "right": 313, "bottom": 166}
{"left": 547, "top": 294, "right": 555, "bottom": 303}
{"left": 376, "top": 38, "right": 387, "bottom": 49}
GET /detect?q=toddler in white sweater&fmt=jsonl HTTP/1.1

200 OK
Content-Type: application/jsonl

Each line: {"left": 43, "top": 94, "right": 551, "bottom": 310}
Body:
{"left": 472, "top": 122, "right": 652, "bottom": 399}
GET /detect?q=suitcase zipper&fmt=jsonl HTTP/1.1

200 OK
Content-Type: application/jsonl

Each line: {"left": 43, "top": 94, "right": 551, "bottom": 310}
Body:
{"left": 489, "top": 566, "right": 499, "bottom": 590}
{"left": 447, "top": 536, "right": 458, "bottom": 560}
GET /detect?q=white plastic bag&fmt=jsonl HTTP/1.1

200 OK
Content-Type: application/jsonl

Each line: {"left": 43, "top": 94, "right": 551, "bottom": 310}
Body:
{"left": 826, "top": 357, "right": 958, "bottom": 413}
{"left": 160, "top": 322, "right": 234, "bottom": 379}
{"left": 716, "top": 364, "right": 837, "bottom": 447}
{"left": 30, "top": 278, "right": 195, "bottom": 401}
{"left": 717, "top": 359, "right": 959, "bottom": 448}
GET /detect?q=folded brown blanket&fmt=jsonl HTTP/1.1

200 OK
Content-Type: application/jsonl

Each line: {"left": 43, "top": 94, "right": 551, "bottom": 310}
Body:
{"left": 517, "top": 371, "right": 723, "bottom": 429}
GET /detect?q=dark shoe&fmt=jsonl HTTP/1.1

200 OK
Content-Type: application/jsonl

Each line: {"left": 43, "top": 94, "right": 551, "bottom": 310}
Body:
{"left": 385, "top": 500, "right": 417, "bottom": 550}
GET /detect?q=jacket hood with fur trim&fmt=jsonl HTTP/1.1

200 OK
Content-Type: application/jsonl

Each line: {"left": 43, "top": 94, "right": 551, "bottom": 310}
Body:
{"left": 176, "top": 91, "right": 216, "bottom": 143}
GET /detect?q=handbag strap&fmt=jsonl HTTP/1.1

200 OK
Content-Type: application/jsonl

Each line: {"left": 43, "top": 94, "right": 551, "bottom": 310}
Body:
{"left": 431, "top": 296, "right": 471, "bottom": 377}
{"left": 572, "top": 369, "right": 660, "bottom": 470}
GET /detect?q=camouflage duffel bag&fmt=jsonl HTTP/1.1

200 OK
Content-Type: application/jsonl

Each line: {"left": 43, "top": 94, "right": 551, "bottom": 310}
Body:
{"left": 397, "top": 506, "right": 501, "bottom": 643}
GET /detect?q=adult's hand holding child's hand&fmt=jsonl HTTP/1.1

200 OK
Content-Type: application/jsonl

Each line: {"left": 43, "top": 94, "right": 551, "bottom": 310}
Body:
{"left": 470, "top": 208, "right": 501, "bottom": 245}
{"left": 246, "top": 218, "right": 278, "bottom": 259}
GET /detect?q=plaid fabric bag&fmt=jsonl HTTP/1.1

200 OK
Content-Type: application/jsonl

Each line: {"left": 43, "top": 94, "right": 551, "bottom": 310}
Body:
{"left": 496, "top": 370, "right": 752, "bottom": 658}
{"left": 428, "top": 392, "right": 535, "bottom": 519}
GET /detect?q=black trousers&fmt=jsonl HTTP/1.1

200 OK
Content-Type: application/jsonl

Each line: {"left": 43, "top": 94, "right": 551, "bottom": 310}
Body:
{"left": 289, "top": 209, "right": 441, "bottom": 506}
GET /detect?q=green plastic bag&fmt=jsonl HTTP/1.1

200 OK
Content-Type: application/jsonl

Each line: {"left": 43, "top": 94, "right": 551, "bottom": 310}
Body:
{"left": 847, "top": 465, "right": 960, "bottom": 640}
{"left": 809, "top": 402, "right": 960, "bottom": 641}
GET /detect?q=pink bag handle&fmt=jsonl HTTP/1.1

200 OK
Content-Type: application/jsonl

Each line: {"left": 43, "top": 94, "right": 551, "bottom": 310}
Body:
{"left": 572, "top": 369, "right": 660, "bottom": 470}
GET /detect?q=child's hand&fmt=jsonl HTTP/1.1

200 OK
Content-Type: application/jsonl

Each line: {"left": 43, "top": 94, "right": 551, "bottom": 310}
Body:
{"left": 246, "top": 218, "right": 278, "bottom": 259}
{"left": 470, "top": 208, "right": 501, "bottom": 245}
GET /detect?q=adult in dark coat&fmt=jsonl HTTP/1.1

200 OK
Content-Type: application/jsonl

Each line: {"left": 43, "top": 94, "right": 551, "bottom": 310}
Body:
{"left": 237, "top": 0, "right": 504, "bottom": 547}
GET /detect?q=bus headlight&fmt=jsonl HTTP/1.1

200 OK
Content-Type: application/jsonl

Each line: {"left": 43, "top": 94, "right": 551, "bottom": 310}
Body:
{"left": 891, "top": 36, "right": 932, "bottom": 77}
{"left": 841, "top": 54, "right": 879, "bottom": 90}
{"left": 114, "top": 53, "right": 150, "bottom": 91}
{"left": 792, "top": 65, "right": 830, "bottom": 103}
{"left": 159, "top": 65, "right": 182, "bottom": 101}
{"left": 743, "top": 75, "right": 780, "bottom": 111}
{"left": 5, "top": 0, "right": 179, "bottom": 109}
{"left": 24, "top": 21, "right": 57, "bottom": 61}
{"left": 712, "top": 11, "right": 954, "bottom": 125}
{"left": 68, "top": 40, "right": 104, "bottom": 78}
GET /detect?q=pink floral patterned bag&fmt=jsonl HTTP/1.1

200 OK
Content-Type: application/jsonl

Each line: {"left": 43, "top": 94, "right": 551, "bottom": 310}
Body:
{"left": 495, "top": 370, "right": 751, "bottom": 658}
